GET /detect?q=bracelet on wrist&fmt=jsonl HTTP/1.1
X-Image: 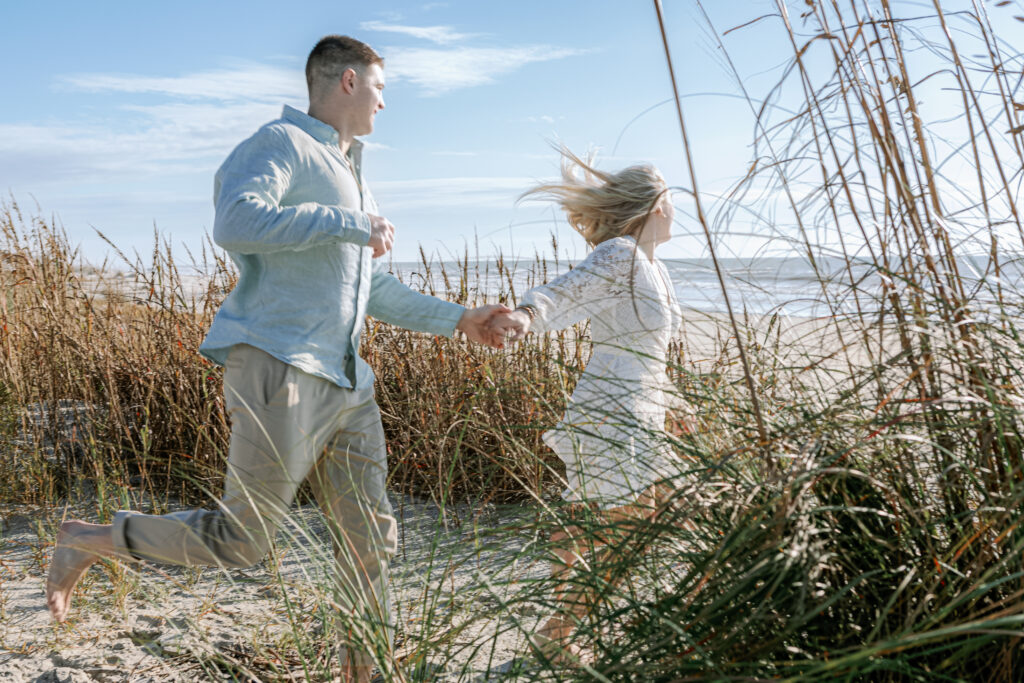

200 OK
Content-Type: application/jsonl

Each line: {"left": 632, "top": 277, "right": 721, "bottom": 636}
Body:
{"left": 515, "top": 303, "right": 538, "bottom": 322}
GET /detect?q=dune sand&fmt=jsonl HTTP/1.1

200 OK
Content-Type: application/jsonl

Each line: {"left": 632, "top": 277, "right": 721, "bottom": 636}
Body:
{"left": 0, "top": 312, "right": 879, "bottom": 681}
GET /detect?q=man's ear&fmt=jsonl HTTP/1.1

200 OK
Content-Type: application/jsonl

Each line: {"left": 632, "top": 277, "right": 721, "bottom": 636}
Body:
{"left": 341, "top": 67, "right": 358, "bottom": 95}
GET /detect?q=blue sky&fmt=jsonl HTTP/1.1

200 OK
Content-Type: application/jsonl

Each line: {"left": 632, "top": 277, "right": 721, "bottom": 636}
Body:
{"left": 1, "top": 1, "right": 1021, "bottom": 266}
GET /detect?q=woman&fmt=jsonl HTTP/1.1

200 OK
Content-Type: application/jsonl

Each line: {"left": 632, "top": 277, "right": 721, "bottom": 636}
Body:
{"left": 495, "top": 147, "right": 691, "bottom": 663}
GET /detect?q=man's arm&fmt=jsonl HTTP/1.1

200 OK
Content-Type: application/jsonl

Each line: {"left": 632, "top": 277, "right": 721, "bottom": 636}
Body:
{"left": 213, "top": 130, "right": 374, "bottom": 254}
{"left": 367, "top": 261, "right": 508, "bottom": 347}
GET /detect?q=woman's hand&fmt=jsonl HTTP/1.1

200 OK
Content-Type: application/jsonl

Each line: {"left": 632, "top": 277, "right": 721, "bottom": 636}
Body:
{"left": 456, "top": 304, "right": 513, "bottom": 348}
{"left": 489, "top": 309, "right": 533, "bottom": 344}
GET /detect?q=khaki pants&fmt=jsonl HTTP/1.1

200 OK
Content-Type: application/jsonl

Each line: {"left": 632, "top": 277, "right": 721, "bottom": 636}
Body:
{"left": 112, "top": 344, "right": 397, "bottom": 667}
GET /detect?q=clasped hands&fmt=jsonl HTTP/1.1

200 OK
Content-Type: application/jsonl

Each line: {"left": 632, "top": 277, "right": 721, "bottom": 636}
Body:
{"left": 455, "top": 306, "right": 533, "bottom": 349}
{"left": 365, "top": 213, "right": 533, "bottom": 349}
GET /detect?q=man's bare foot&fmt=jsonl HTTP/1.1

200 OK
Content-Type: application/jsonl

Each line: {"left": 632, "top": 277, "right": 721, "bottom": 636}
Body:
{"left": 46, "top": 520, "right": 113, "bottom": 622}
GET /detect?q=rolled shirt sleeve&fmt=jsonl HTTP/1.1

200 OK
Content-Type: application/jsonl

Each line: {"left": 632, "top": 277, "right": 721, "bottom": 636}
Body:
{"left": 213, "top": 129, "right": 372, "bottom": 254}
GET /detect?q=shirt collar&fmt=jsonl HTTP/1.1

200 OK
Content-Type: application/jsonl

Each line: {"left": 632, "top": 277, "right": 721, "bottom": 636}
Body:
{"left": 281, "top": 104, "right": 364, "bottom": 164}
{"left": 282, "top": 104, "right": 339, "bottom": 145}
{"left": 349, "top": 137, "right": 364, "bottom": 171}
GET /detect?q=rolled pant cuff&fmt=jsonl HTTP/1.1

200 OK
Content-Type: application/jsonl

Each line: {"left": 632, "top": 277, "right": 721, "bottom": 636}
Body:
{"left": 112, "top": 510, "right": 143, "bottom": 560}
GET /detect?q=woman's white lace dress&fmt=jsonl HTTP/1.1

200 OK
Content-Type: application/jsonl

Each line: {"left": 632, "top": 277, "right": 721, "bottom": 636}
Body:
{"left": 521, "top": 236, "right": 686, "bottom": 508}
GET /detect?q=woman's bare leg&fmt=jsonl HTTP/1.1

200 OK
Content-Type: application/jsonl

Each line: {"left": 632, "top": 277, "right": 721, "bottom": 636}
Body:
{"left": 534, "top": 486, "right": 666, "bottom": 660}
{"left": 536, "top": 527, "right": 587, "bottom": 642}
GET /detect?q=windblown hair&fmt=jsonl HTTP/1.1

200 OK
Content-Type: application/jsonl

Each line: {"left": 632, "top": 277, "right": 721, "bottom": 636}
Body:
{"left": 305, "top": 35, "right": 383, "bottom": 98}
{"left": 522, "top": 146, "right": 666, "bottom": 247}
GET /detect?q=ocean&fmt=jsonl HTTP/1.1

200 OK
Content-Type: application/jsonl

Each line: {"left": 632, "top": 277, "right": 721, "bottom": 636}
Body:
{"left": 388, "top": 254, "right": 1021, "bottom": 317}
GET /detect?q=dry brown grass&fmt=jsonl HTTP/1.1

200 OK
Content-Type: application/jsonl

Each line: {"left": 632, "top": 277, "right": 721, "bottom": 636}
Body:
{"left": 4, "top": 2, "right": 1024, "bottom": 678}
{"left": 0, "top": 203, "right": 654, "bottom": 508}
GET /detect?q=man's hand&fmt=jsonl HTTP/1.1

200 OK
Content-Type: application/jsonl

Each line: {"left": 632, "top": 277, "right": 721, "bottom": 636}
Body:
{"left": 367, "top": 214, "right": 395, "bottom": 258}
{"left": 456, "top": 304, "right": 513, "bottom": 349}
{"left": 488, "top": 309, "right": 532, "bottom": 344}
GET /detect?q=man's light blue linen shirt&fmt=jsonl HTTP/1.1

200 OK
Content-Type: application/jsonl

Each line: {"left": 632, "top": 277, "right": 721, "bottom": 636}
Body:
{"left": 200, "top": 105, "right": 466, "bottom": 388}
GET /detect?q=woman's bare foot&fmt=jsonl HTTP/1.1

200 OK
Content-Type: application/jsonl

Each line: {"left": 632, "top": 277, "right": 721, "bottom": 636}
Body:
{"left": 536, "top": 614, "right": 573, "bottom": 642}
{"left": 339, "top": 663, "right": 373, "bottom": 683}
{"left": 530, "top": 615, "right": 591, "bottom": 666}
{"left": 46, "top": 520, "right": 114, "bottom": 622}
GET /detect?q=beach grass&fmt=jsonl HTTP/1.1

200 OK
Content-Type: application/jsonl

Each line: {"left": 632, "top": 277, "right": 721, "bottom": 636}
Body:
{"left": 3, "top": 0, "right": 1024, "bottom": 680}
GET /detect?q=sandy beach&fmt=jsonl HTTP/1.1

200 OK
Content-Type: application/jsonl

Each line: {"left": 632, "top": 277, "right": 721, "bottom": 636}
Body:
{"left": 0, "top": 313, "right": 904, "bottom": 681}
{"left": 0, "top": 495, "right": 554, "bottom": 682}
{"left": 4, "top": 3, "right": 1020, "bottom": 675}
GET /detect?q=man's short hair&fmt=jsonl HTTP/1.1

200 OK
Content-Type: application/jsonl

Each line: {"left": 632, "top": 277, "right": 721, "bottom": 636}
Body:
{"left": 306, "top": 35, "right": 383, "bottom": 97}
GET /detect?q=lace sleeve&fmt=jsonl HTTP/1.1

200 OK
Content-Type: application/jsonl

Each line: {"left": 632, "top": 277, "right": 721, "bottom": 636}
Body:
{"left": 520, "top": 238, "right": 639, "bottom": 333}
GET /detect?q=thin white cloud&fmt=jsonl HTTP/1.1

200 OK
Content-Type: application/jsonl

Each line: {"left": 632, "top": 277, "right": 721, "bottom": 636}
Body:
{"left": 385, "top": 46, "right": 587, "bottom": 96}
{"left": 0, "top": 62, "right": 313, "bottom": 188}
{"left": 60, "top": 63, "right": 304, "bottom": 102}
{"left": 525, "top": 115, "right": 565, "bottom": 124}
{"left": 359, "top": 140, "right": 394, "bottom": 152}
{"left": 360, "top": 20, "right": 475, "bottom": 45}
{"left": 0, "top": 117, "right": 240, "bottom": 187}
{"left": 0, "top": 76, "right": 305, "bottom": 189}
{"left": 1, "top": 48, "right": 577, "bottom": 194}
{"left": 372, "top": 177, "right": 535, "bottom": 209}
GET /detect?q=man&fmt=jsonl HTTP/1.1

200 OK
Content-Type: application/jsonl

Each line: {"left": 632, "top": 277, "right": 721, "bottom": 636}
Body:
{"left": 46, "top": 35, "right": 507, "bottom": 682}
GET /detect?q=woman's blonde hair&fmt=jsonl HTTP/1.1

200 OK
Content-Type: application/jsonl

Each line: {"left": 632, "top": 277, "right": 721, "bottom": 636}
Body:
{"left": 522, "top": 146, "right": 666, "bottom": 247}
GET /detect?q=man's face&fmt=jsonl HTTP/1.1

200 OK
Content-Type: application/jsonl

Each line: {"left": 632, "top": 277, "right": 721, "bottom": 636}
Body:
{"left": 350, "top": 63, "right": 386, "bottom": 136}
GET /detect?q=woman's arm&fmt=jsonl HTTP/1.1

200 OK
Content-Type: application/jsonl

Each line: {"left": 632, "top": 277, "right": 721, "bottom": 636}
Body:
{"left": 519, "top": 238, "right": 638, "bottom": 334}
